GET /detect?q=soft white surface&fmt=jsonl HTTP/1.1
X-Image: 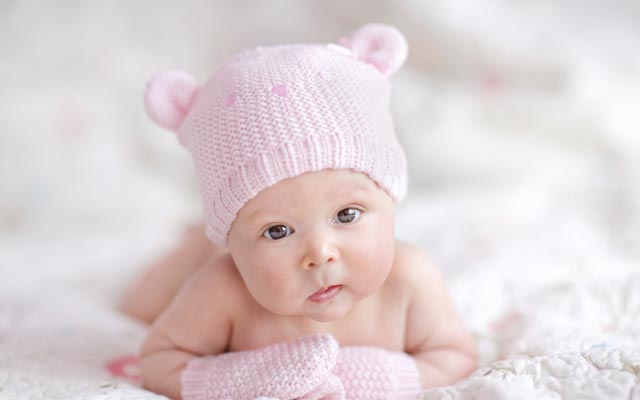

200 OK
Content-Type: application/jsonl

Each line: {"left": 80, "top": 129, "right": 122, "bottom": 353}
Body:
{"left": 1, "top": 1, "right": 639, "bottom": 399}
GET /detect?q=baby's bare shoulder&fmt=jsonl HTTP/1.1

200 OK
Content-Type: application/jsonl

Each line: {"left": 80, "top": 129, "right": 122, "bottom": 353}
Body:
{"left": 391, "top": 240, "right": 471, "bottom": 355}
{"left": 144, "top": 254, "right": 245, "bottom": 356}
{"left": 387, "top": 239, "right": 440, "bottom": 289}
{"left": 193, "top": 253, "right": 247, "bottom": 303}
{"left": 391, "top": 240, "right": 453, "bottom": 311}
{"left": 167, "top": 253, "right": 245, "bottom": 317}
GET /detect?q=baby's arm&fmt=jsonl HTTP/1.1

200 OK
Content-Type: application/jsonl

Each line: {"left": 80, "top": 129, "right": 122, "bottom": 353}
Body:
{"left": 402, "top": 245, "right": 478, "bottom": 388}
{"left": 139, "top": 255, "right": 343, "bottom": 400}
{"left": 138, "top": 259, "right": 233, "bottom": 399}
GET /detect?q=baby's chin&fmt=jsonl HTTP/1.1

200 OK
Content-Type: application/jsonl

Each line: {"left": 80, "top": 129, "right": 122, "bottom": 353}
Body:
{"left": 306, "top": 307, "right": 349, "bottom": 323}
{"left": 262, "top": 298, "right": 355, "bottom": 324}
{"left": 304, "top": 295, "right": 365, "bottom": 323}
{"left": 257, "top": 286, "right": 373, "bottom": 324}
{"left": 263, "top": 303, "right": 350, "bottom": 323}
{"left": 304, "top": 288, "right": 375, "bottom": 323}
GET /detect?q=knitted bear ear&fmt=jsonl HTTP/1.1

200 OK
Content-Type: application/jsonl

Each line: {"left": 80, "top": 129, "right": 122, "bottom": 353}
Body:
{"left": 144, "top": 70, "right": 199, "bottom": 137}
{"left": 338, "top": 23, "right": 408, "bottom": 77}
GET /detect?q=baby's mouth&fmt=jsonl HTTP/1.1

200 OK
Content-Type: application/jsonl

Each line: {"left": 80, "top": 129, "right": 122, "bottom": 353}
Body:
{"left": 308, "top": 285, "right": 342, "bottom": 303}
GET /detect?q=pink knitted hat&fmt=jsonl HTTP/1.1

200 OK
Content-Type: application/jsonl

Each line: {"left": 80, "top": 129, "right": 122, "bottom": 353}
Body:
{"left": 144, "top": 23, "right": 409, "bottom": 245}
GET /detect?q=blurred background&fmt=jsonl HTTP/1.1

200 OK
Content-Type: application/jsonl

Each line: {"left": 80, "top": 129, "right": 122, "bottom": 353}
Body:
{"left": 1, "top": 0, "right": 639, "bottom": 331}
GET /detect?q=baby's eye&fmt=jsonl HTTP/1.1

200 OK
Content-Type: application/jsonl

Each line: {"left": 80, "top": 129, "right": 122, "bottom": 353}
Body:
{"left": 335, "top": 208, "right": 361, "bottom": 224}
{"left": 262, "top": 225, "right": 294, "bottom": 240}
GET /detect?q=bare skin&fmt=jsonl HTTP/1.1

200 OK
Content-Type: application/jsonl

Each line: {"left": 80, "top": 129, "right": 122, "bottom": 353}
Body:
{"left": 121, "top": 169, "right": 478, "bottom": 400}
{"left": 118, "top": 223, "right": 225, "bottom": 325}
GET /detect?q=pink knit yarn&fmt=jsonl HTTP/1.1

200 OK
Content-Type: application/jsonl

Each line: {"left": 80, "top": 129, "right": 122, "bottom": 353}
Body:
{"left": 333, "top": 346, "right": 422, "bottom": 399}
{"left": 180, "top": 333, "right": 342, "bottom": 399}
{"left": 179, "top": 334, "right": 423, "bottom": 399}
{"left": 144, "top": 23, "right": 409, "bottom": 244}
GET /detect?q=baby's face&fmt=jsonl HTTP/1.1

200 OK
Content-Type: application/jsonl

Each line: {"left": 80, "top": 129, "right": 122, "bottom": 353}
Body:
{"left": 227, "top": 169, "right": 396, "bottom": 324}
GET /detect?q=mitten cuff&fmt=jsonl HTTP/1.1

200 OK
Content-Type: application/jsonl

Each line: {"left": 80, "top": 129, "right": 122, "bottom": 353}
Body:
{"left": 181, "top": 356, "right": 214, "bottom": 400}
{"left": 387, "top": 351, "right": 422, "bottom": 398}
{"left": 334, "top": 347, "right": 422, "bottom": 400}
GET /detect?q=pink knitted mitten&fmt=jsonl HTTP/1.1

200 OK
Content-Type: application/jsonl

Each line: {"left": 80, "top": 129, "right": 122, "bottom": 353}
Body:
{"left": 299, "top": 373, "right": 344, "bottom": 400}
{"left": 180, "top": 333, "right": 342, "bottom": 400}
{"left": 332, "top": 347, "right": 422, "bottom": 400}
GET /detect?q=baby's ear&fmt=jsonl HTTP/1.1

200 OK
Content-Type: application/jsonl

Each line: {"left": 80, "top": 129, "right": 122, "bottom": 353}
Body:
{"left": 144, "top": 70, "right": 199, "bottom": 136}
{"left": 338, "top": 23, "right": 408, "bottom": 77}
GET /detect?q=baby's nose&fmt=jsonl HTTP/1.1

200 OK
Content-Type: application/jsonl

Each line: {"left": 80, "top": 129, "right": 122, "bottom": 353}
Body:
{"left": 301, "top": 229, "right": 339, "bottom": 269}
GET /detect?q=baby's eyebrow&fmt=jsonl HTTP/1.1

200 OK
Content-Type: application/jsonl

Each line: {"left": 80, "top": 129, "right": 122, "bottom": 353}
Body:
{"left": 246, "top": 205, "right": 292, "bottom": 223}
{"left": 330, "top": 183, "right": 372, "bottom": 199}
{"left": 246, "top": 183, "right": 372, "bottom": 221}
{"left": 246, "top": 208, "right": 273, "bottom": 221}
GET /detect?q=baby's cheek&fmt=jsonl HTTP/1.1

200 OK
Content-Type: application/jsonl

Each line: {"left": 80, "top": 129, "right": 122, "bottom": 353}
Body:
{"left": 251, "top": 267, "right": 298, "bottom": 303}
{"left": 356, "top": 224, "right": 394, "bottom": 262}
{"left": 350, "top": 247, "right": 393, "bottom": 293}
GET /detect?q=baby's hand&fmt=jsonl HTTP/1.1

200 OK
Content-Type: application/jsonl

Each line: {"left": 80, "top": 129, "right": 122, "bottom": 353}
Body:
{"left": 298, "top": 373, "right": 344, "bottom": 400}
{"left": 181, "top": 333, "right": 342, "bottom": 400}
{"left": 332, "top": 346, "right": 421, "bottom": 400}
{"left": 252, "top": 373, "right": 344, "bottom": 400}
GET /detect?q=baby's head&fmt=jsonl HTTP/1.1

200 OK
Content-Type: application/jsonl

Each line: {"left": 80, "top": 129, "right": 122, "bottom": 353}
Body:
{"left": 227, "top": 167, "right": 396, "bottom": 322}
{"left": 145, "top": 23, "right": 408, "bottom": 243}
{"left": 146, "top": 24, "right": 407, "bottom": 321}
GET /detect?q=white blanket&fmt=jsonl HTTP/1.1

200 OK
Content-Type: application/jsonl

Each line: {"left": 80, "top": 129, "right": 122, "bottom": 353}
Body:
{"left": 1, "top": 1, "right": 639, "bottom": 398}
{"left": 1, "top": 194, "right": 638, "bottom": 399}
{"left": 424, "top": 276, "right": 640, "bottom": 399}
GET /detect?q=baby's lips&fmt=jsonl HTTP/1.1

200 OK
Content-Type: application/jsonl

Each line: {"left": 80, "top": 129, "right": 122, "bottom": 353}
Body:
{"left": 309, "top": 285, "right": 342, "bottom": 303}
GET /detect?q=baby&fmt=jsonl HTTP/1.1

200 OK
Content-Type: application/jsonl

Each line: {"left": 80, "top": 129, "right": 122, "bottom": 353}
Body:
{"left": 124, "top": 23, "right": 477, "bottom": 399}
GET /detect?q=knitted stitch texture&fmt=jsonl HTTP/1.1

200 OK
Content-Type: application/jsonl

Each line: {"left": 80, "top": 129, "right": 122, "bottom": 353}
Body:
{"left": 180, "top": 334, "right": 342, "bottom": 400}
{"left": 333, "top": 346, "right": 422, "bottom": 399}
{"left": 144, "top": 23, "right": 409, "bottom": 244}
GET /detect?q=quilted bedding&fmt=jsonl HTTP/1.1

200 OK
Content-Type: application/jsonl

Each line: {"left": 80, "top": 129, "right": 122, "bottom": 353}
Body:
{"left": 1, "top": 192, "right": 638, "bottom": 399}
